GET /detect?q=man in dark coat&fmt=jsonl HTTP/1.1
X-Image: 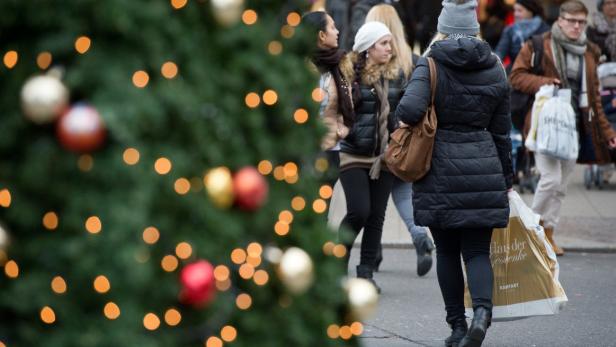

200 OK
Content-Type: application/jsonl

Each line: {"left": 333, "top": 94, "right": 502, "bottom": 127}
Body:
{"left": 395, "top": 1, "right": 513, "bottom": 346}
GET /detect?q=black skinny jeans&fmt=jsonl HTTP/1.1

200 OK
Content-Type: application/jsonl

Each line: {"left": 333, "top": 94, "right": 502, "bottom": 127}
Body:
{"left": 338, "top": 168, "right": 394, "bottom": 269}
{"left": 431, "top": 228, "right": 494, "bottom": 325}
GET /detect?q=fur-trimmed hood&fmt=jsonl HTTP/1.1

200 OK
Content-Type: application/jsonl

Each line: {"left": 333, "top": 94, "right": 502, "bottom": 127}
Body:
{"left": 340, "top": 52, "right": 402, "bottom": 86}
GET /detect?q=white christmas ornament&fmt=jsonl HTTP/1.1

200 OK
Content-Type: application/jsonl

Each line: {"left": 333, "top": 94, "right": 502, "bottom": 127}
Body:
{"left": 211, "top": 0, "right": 244, "bottom": 26}
{"left": 278, "top": 247, "right": 314, "bottom": 294}
{"left": 345, "top": 278, "right": 379, "bottom": 321}
{"left": 21, "top": 75, "right": 69, "bottom": 124}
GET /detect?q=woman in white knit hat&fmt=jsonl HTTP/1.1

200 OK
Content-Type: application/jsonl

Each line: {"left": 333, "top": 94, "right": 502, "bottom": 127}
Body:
{"left": 396, "top": 0, "right": 513, "bottom": 346}
{"left": 337, "top": 21, "right": 410, "bottom": 293}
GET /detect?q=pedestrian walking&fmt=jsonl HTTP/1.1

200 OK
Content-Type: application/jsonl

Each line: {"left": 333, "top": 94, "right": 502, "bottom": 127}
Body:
{"left": 302, "top": 11, "right": 354, "bottom": 189}
{"left": 396, "top": 0, "right": 513, "bottom": 345}
{"left": 337, "top": 21, "right": 407, "bottom": 293}
{"left": 364, "top": 3, "right": 434, "bottom": 277}
{"left": 510, "top": 0, "right": 616, "bottom": 256}
{"left": 588, "top": 0, "right": 616, "bottom": 62}
{"left": 494, "top": 0, "right": 549, "bottom": 72}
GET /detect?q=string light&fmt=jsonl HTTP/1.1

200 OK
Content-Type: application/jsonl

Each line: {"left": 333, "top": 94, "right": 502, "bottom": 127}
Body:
{"left": 0, "top": 189, "right": 12, "bottom": 207}
{"left": 143, "top": 226, "right": 160, "bottom": 244}
{"left": 253, "top": 270, "right": 269, "bottom": 286}
{"left": 51, "top": 276, "right": 67, "bottom": 294}
{"left": 312, "top": 87, "right": 325, "bottom": 102}
{"left": 43, "top": 212, "right": 59, "bottom": 230}
{"left": 333, "top": 244, "right": 347, "bottom": 258}
{"left": 315, "top": 157, "right": 329, "bottom": 172}
{"left": 319, "top": 185, "right": 333, "bottom": 199}
{"left": 78, "top": 154, "right": 94, "bottom": 171}
{"left": 175, "top": 242, "right": 192, "bottom": 259}
{"left": 274, "top": 221, "right": 289, "bottom": 236}
{"left": 143, "top": 313, "right": 161, "bottom": 331}
{"left": 339, "top": 326, "right": 352, "bottom": 340}
{"left": 3, "top": 50, "right": 18, "bottom": 69}
{"left": 262, "top": 90, "right": 278, "bottom": 105}
{"left": 4, "top": 260, "right": 19, "bottom": 278}
{"left": 213, "top": 265, "right": 230, "bottom": 281}
{"left": 164, "top": 308, "right": 182, "bottom": 326}
{"left": 257, "top": 160, "right": 272, "bottom": 175}
{"left": 93, "top": 275, "right": 111, "bottom": 293}
{"left": 206, "top": 337, "right": 223, "bottom": 347}
{"left": 161, "top": 61, "right": 178, "bottom": 79}
{"left": 242, "top": 9, "right": 258, "bottom": 25}
{"left": 272, "top": 166, "right": 285, "bottom": 181}
{"left": 161, "top": 255, "right": 179, "bottom": 272}
{"left": 350, "top": 322, "right": 364, "bottom": 335}
{"left": 327, "top": 324, "right": 340, "bottom": 339}
{"left": 123, "top": 148, "right": 140, "bottom": 165}
{"left": 291, "top": 196, "right": 305, "bottom": 211}
{"left": 37, "top": 52, "right": 52, "bottom": 69}
{"left": 154, "top": 157, "right": 172, "bottom": 174}
{"left": 236, "top": 293, "right": 252, "bottom": 310}
{"left": 75, "top": 36, "right": 91, "bottom": 54}
{"left": 281, "top": 25, "right": 295, "bottom": 39}
{"left": 231, "top": 248, "right": 247, "bottom": 264}
{"left": 132, "top": 70, "right": 149, "bottom": 88}
{"left": 294, "top": 109, "right": 309, "bottom": 124}
{"left": 104, "top": 302, "right": 121, "bottom": 320}
{"left": 40, "top": 306, "right": 56, "bottom": 324}
{"left": 174, "top": 178, "right": 191, "bottom": 195}
{"left": 278, "top": 210, "right": 294, "bottom": 224}
{"left": 268, "top": 41, "right": 283, "bottom": 55}
{"left": 322, "top": 241, "right": 335, "bottom": 256}
{"left": 238, "top": 263, "right": 255, "bottom": 279}
{"left": 287, "top": 12, "right": 301, "bottom": 26}
{"left": 221, "top": 325, "right": 238, "bottom": 342}
{"left": 85, "top": 216, "right": 102, "bottom": 234}
{"left": 170, "top": 0, "right": 188, "bottom": 9}
{"left": 246, "top": 242, "right": 263, "bottom": 257}
{"left": 245, "top": 92, "right": 260, "bottom": 108}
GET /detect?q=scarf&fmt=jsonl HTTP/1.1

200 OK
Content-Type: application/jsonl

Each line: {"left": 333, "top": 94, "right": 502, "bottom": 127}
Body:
{"left": 512, "top": 16, "right": 544, "bottom": 47}
{"left": 550, "top": 22, "right": 588, "bottom": 108}
{"left": 592, "top": 12, "right": 616, "bottom": 61}
{"left": 368, "top": 79, "right": 390, "bottom": 180}
{"left": 311, "top": 48, "right": 355, "bottom": 127}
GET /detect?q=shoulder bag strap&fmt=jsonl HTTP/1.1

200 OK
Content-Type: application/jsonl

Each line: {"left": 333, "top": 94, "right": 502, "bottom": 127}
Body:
{"left": 427, "top": 57, "right": 438, "bottom": 106}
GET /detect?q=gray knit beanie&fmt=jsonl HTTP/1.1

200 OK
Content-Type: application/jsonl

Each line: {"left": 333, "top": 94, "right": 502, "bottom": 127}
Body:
{"left": 437, "top": 0, "right": 480, "bottom": 36}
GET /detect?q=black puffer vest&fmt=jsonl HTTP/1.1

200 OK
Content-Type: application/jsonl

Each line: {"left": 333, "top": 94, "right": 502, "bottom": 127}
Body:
{"left": 340, "top": 69, "right": 408, "bottom": 156}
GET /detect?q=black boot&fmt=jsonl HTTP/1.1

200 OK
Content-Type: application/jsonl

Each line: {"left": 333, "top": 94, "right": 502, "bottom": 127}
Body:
{"left": 445, "top": 318, "right": 468, "bottom": 347}
{"left": 356, "top": 264, "right": 381, "bottom": 293}
{"left": 459, "top": 307, "right": 491, "bottom": 347}
{"left": 414, "top": 235, "right": 434, "bottom": 277}
{"left": 374, "top": 244, "right": 383, "bottom": 272}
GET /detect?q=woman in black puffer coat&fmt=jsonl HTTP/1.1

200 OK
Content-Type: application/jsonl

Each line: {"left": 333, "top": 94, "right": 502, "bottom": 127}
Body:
{"left": 395, "top": 1, "right": 513, "bottom": 346}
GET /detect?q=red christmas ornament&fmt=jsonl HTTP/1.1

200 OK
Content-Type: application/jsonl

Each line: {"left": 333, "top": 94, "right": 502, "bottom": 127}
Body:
{"left": 180, "top": 260, "right": 216, "bottom": 307}
{"left": 57, "top": 104, "right": 106, "bottom": 152}
{"left": 233, "top": 166, "right": 268, "bottom": 211}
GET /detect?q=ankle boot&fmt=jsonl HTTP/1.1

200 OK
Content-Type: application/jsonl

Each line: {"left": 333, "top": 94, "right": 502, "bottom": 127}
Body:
{"left": 445, "top": 318, "right": 468, "bottom": 347}
{"left": 544, "top": 227, "right": 564, "bottom": 256}
{"left": 459, "top": 307, "right": 491, "bottom": 347}
{"left": 414, "top": 235, "right": 434, "bottom": 277}
{"left": 356, "top": 264, "right": 381, "bottom": 293}
{"left": 374, "top": 244, "right": 383, "bottom": 272}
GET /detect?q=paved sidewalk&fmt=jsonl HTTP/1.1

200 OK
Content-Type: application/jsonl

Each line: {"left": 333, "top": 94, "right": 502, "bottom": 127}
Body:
{"left": 354, "top": 249, "right": 616, "bottom": 347}
{"left": 329, "top": 165, "right": 616, "bottom": 252}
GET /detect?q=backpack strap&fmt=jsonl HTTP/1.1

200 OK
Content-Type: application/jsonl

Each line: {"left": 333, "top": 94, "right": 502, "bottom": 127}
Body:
{"left": 427, "top": 57, "right": 437, "bottom": 105}
{"left": 530, "top": 34, "right": 544, "bottom": 75}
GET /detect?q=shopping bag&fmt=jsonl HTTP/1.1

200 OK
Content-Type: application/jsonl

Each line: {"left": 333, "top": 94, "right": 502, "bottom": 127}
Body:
{"left": 525, "top": 84, "right": 555, "bottom": 152}
{"left": 464, "top": 191, "right": 568, "bottom": 321}
{"left": 535, "top": 88, "right": 579, "bottom": 160}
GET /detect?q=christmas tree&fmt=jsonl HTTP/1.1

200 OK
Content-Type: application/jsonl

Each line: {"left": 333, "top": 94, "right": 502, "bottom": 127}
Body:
{"left": 0, "top": 1, "right": 373, "bottom": 346}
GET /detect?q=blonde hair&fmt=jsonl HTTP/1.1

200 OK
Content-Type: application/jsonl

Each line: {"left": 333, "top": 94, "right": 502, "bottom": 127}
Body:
{"left": 365, "top": 4, "right": 413, "bottom": 78}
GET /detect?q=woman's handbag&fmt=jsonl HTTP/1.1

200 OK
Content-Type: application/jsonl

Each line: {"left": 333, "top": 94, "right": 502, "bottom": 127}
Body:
{"left": 384, "top": 57, "right": 437, "bottom": 182}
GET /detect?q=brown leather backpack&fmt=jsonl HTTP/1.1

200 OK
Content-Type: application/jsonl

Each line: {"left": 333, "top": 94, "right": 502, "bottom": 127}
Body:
{"left": 384, "top": 57, "right": 437, "bottom": 182}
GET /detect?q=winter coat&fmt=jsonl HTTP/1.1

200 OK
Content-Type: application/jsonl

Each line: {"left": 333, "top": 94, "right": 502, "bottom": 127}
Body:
{"left": 510, "top": 32, "right": 616, "bottom": 164}
{"left": 318, "top": 72, "right": 350, "bottom": 151}
{"left": 340, "top": 59, "right": 408, "bottom": 157}
{"left": 395, "top": 38, "right": 513, "bottom": 230}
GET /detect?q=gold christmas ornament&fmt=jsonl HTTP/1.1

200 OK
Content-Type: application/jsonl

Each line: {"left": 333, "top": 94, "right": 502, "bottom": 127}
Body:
{"left": 278, "top": 247, "right": 314, "bottom": 294}
{"left": 21, "top": 74, "right": 69, "bottom": 124}
{"left": 211, "top": 0, "right": 244, "bottom": 26}
{"left": 344, "top": 278, "right": 379, "bottom": 321}
{"left": 204, "top": 167, "right": 234, "bottom": 208}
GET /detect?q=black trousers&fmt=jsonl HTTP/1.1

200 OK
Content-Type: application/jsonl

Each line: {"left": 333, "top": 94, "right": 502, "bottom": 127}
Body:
{"left": 431, "top": 227, "right": 494, "bottom": 325}
{"left": 339, "top": 168, "right": 394, "bottom": 268}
